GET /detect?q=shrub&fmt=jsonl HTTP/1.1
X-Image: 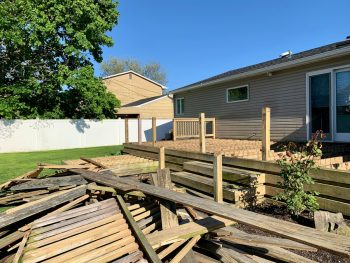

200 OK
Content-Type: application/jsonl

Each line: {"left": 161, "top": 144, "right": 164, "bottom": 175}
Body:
{"left": 274, "top": 131, "right": 324, "bottom": 216}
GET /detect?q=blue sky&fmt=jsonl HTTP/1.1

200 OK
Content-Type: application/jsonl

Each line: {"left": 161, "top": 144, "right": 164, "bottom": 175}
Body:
{"left": 93, "top": 0, "right": 350, "bottom": 90}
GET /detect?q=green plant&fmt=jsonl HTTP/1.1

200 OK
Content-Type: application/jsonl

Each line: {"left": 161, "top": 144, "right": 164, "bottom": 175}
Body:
{"left": 274, "top": 131, "right": 324, "bottom": 216}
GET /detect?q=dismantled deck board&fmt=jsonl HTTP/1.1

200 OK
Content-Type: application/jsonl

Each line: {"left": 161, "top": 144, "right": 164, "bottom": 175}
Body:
{"left": 147, "top": 215, "right": 235, "bottom": 248}
{"left": 75, "top": 169, "right": 350, "bottom": 257}
{"left": 0, "top": 185, "right": 87, "bottom": 229}
{"left": 10, "top": 175, "right": 87, "bottom": 191}
{"left": 22, "top": 198, "right": 144, "bottom": 263}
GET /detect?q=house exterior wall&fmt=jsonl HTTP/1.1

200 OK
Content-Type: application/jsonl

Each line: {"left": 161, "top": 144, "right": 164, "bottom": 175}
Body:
{"left": 117, "top": 97, "right": 174, "bottom": 119}
{"left": 174, "top": 55, "right": 350, "bottom": 142}
{"left": 103, "top": 73, "right": 163, "bottom": 106}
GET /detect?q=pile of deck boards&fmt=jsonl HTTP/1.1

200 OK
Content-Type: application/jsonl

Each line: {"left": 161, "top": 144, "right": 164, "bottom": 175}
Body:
{"left": 1, "top": 157, "right": 350, "bottom": 262}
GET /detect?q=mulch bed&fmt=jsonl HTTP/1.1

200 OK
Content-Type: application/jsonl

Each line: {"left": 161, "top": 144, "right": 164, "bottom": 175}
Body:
{"left": 236, "top": 202, "right": 350, "bottom": 263}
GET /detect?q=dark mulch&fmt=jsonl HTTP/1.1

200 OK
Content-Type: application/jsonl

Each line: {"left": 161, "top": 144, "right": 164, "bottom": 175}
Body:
{"left": 235, "top": 202, "right": 350, "bottom": 263}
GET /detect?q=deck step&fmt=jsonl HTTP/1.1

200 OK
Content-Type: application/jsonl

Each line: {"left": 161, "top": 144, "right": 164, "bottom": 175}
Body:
{"left": 171, "top": 171, "right": 239, "bottom": 202}
{"left": 183, "top": 161, "right": 264, "bottom": 185}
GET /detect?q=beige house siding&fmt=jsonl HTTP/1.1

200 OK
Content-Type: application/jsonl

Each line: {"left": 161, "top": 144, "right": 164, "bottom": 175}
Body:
{"left": 103, "top": 72, "right": 163, "bottom": 106}
{"left": 174, "top": 55, "right": 350, "bottom": 141}
{"left": 117, "top": 96, "right": 174, "bottom": 119}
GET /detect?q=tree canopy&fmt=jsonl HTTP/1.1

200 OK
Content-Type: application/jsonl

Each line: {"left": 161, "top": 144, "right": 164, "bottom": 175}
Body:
{"left": 0, "top": 0, "right": 120, "bottom": 119}
{"left": 101, "top": 58, "right": 167, "bottom": 85}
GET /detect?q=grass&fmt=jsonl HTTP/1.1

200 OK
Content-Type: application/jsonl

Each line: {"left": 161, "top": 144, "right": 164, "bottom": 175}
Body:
{"left": 0, "top": 145, "right": 123, "bottom": 184}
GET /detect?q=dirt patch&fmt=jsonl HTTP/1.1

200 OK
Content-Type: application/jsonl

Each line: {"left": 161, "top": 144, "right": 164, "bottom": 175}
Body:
{"left": 236, "top": 203, "right": 350, "bottom": 263}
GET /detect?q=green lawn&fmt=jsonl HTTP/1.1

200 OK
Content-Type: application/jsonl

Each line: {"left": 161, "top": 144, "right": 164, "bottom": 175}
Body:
{"left": 0, "top": 145, "right": 123, "bottom": 184}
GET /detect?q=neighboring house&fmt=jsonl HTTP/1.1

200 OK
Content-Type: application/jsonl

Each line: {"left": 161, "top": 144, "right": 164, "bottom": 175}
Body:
{"left": 103, "top": 71, "right": 173, "bottom": 118}
{"left": 171, "top": 37, "right": 350, "bottom": 142}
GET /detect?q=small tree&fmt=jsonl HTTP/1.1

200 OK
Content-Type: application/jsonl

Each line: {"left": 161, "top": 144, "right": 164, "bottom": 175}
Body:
{"left": 274, "top": 131, "right": 324, "bottom": 216}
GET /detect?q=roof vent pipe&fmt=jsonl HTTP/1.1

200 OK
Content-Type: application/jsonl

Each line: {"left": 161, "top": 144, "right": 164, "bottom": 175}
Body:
{"left": 279, "top": 50, "right": 293, "bottom": 58}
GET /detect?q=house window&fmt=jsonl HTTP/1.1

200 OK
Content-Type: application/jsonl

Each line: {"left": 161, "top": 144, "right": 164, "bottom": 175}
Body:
{"left": 226, "top": 85, "right": 249, "bottom": 103}
{"left": 176, "top": 98, "right": 184, "bottom": 115}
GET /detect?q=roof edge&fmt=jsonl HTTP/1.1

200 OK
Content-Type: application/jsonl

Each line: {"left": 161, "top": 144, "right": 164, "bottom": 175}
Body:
{"left": 122, "top": 95, "right": 173, "bottom": 108}
{"left": 171, "top": 45, "right": 350, "bottom": 94}
{"left": 102, "top": 70, "right": 167, "bottom": 90}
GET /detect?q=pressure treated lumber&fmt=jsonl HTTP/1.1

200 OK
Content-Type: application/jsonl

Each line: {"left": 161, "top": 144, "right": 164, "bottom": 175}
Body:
{"left": 80, "top": 157, "right": 108, "bottom": 169}
{"left": 10, "top": 175, "right": 87, "bottom": 191}
{"left": 221, "top": 240, "right": 318, "bottom": 263}
{"left": 171, "top": 171, "right": 236, "bottom": 201}
{"left": 157, "top": 169, "right": 178, "bottom": 229}
{"left": 183, "top": 161, "right": 261, "bottom": 185}
{"left": 199, "top": 113, "right": 206, "bottom": 153}
{"left": 217, "top": 227, "right": 317, "bottom": 251}
{"left": 147, "top": 215, "right": 234, "bottom": 248}
{"left": 197, "top": 239, "right": 256, "bottom": 263}
{"left": 169, "top": 235, "right": 200, "bottom": 263}
{"left": 213, "top": 153, "right": 223, "bottom": 203}
{"left": 76, "top": 169, "right": 350, "bottom": 257}
{"left": 12, "top": 231, "right": 30, "bottom": 263}
{"left": 123, "top": 143, "right": 350, "bottom": 185}
{"left": 262, "top": 107, "right": 271, "bottom": 161}
{"left": 116, "top": 195, "right": 161, "bottom": 263}
{"left": 0, "top": 185, "right": 86, "bottom": 229}
{"left": 0, "top": 168, "right": 43, "bottom": 190}
{"left": 0, "top": 190, "right": 49, "bottom": 205}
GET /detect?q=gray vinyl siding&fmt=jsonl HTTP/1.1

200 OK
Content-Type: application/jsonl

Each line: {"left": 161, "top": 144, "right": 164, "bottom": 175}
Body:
{"left": 174, "top": 56, "right": 350, "bottom": 142}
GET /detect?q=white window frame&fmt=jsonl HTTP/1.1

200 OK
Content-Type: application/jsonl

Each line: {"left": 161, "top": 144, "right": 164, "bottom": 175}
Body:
{"left": 306, "top": 64, "right": 350, "bottom": 142}
{"left": 226, "top": 85, "right": 249, "bottom": 103}
{"left": 175, "top": 97, "right": 184, "bottom": 115}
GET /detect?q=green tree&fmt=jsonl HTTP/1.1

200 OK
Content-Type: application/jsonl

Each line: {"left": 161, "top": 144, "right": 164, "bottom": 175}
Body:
{"left": 101, "top": 57, "right": 167, "bottom": 85}
{"left": 0, "top": 0, "right": 120, "bottom": 119}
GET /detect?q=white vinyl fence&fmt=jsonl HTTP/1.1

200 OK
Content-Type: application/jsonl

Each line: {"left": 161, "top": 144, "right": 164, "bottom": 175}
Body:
{"left": 0, "top": 119, "right": 172, "bottom": 153}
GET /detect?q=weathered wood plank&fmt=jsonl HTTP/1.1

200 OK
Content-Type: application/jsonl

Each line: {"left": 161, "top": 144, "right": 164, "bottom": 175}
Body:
{"left": 12, "top": 231, "right": 30, "bottom": 263}
{"left": 10, "top": 175, "right": 87, "bottom": 191}
{"left": 169, "top": 235, "right": 200, "bottom": 263}
{"left": 0, "top": 186, "right": 86, "bottom": 229}
{"left": 80, "top": 157, "right": 108, "bottom": 169}
{"left": 147, "top": 215, "right": 234, "bottom": 248}
{"left": 76, "top": 169, "right": 350, "bottom": 257}
{"left": 116, "top": 195, "right": 161, "bottom": 263}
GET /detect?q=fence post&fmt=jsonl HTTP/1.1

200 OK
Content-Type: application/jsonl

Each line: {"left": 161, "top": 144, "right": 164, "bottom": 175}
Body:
{"left": 125, "top": 118, "right": 129, "bottom": 143}
{"left": 152, "top": 117, "right": 157, "bottom": 146}
{"left": 262, "top": 107, "right": 271, "bottom": 161}
{"left": 159, "top": 146, "right": 165, "bottom": 169}
{"left": 212, "top": 118, "right": 216, "bottom": 139}
{"left": 199, "top": 113, "right": 206, "bottom": 153}
{"left": 213, "top": 153, "right": 223, "bottom": 203}
{"left": 173, "top": 119, "right": 177, "bottom": 141}
{"left": 138, "top": 116, "right": 142, "bottom": 145}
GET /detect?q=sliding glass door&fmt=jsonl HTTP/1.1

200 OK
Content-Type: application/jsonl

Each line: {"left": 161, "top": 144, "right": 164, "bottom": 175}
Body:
{"left": 335, "top": 69, "right": 350, "bottom": 141}
{"left": 308, "top": 67, "right": 350, "bottom": 142}
{"left": 309, "top": 73, "right": 331, "bottom": 140}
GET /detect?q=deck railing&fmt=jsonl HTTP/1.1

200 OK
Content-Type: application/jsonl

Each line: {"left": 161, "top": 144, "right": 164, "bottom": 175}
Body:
{"left": 173, "top": 117, "right": 215, "bottom": 140}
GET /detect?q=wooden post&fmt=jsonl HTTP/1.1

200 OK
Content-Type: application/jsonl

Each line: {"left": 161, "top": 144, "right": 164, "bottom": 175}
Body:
{"left": 213, "top": 153, "right": 223, "bottom": 203}
{"left": 212, "top": 118, "right": 216, "bottom": 139}
{"left": 159, "top": 147, "right": 165, "bottom": 170}
{"left": 138, "top": 116, "right": 142, "bottom": 145}
{"left": 152, "top": 117, "right": 157, "bottom": 146}
{"left": 125, "top": 118, "right": 129, "bottom": 143}
{"left": 262, "top": 107, "right": 271, "bottom": 161}
{"left": 199, "top": 113, "right": 206, "bottom": 153}
{"left": 173, "top": 119, "right": 177, "bottom": 141}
